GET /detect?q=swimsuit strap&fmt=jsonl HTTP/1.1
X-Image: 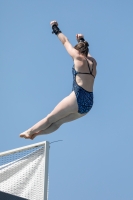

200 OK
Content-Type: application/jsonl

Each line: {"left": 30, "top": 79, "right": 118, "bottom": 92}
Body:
{"left": 73, "top": 67, "right": 95, "bottom": 78}
{"left": 73, "top": 56, "right": 95, "bottom": 78}
{"left": 84, "top": 57, "right": 95, "bottom": 78}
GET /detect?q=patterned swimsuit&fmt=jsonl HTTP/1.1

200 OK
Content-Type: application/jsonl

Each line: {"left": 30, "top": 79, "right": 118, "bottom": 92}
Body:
{"left": 72, "top": 58, "right": 95, "bottom": 114}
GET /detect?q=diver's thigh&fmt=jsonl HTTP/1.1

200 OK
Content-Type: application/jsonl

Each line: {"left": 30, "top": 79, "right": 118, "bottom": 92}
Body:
{"left": 48, "top": 92, "right": 78, "bottom": 122}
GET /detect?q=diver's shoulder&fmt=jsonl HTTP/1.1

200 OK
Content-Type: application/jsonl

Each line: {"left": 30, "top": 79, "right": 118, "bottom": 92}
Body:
{"left": 87, "top": 55, "right": 97, "bottom": 67}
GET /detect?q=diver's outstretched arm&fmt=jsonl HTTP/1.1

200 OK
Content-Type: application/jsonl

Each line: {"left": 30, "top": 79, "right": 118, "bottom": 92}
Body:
{"left": 50, "top": 20, "right": 78, "bottom": 59}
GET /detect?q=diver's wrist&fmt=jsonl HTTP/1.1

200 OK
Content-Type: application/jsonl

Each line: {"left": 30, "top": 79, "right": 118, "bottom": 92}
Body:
{"left": 78, "top": 37, "right": 85, "bottom": 42}
{"left": 52, "top": 25, "right": 62, "bottom": 35}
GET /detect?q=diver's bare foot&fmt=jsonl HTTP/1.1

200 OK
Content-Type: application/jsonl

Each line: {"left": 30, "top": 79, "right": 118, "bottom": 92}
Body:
{"left": 19, "top": 130, "right": 33, "bottom": 139}
{"left": 30, "top": 133, "right": 38, "bottom": 140}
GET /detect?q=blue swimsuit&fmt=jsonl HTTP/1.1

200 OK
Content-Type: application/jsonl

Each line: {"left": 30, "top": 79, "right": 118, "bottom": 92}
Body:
{"left": 72, "top": 58, "right": 95, "bottom": 114}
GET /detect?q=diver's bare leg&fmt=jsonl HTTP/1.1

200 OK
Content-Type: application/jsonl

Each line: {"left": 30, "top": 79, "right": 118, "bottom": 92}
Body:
{"left": 30, "top": 112, "right": 85, "bottom": 140}
{"left": 20, "top": 92, "right": 78, "bottom": 139}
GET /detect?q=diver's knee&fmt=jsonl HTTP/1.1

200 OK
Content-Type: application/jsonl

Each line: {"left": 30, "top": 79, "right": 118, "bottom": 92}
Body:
{"left": 53, "top": 122, "right": 61, "bottom": 130}
{"left": 46, "top": 114, "right": 56, "bottom": 125}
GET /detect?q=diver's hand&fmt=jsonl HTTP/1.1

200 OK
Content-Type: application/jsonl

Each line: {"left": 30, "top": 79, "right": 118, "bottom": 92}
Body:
{"left": 50, "top": 20, "right": 58, "bottom": 27}
{"left": 76, "top": 34, "right": 84, "bottom": 42}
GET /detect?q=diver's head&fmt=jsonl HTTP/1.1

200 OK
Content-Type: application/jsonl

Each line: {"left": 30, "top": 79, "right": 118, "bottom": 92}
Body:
{"left": 74, "top": 41, "right": 89, "bottom": 57}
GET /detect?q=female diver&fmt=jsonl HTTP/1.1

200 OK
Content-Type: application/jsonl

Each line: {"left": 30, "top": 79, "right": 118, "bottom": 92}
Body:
{"left": 20, "top": 20, "right": 97, "bottom": 140}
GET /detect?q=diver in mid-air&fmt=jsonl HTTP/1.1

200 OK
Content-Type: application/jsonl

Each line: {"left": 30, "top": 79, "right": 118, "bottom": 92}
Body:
{"left": 20, "top": 20, "right": 97, "bottom": 140}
